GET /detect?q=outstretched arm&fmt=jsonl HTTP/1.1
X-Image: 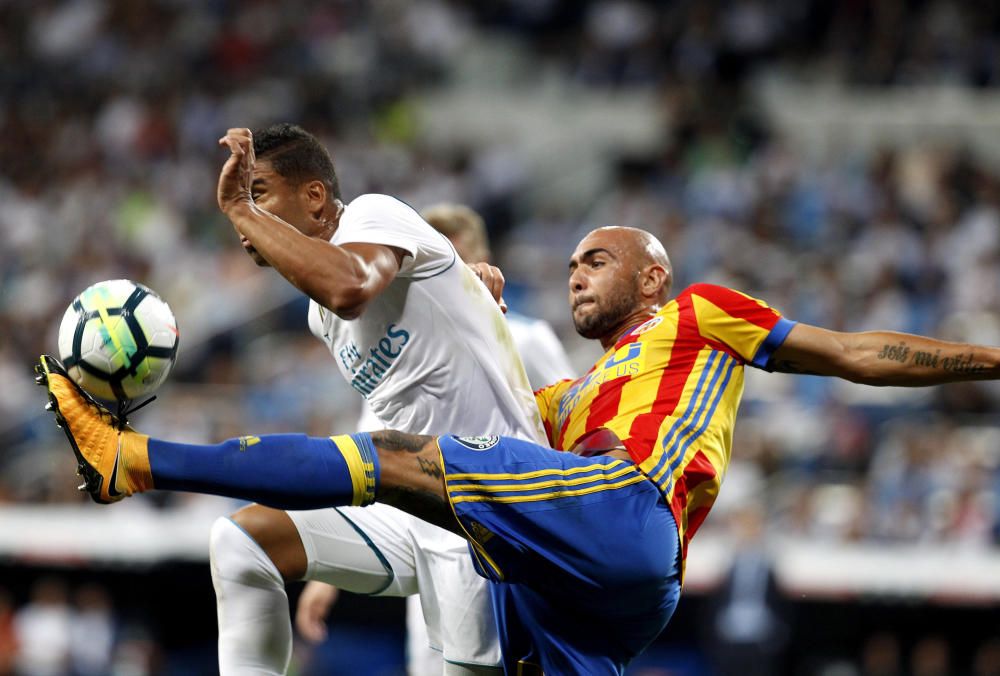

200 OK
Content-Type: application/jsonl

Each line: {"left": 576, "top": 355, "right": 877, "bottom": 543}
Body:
{"left": 770, "top": 323, "right": 1000, "bottom": 386}
{"left": 234, "top": 207, "right": 401, "bottom": 319}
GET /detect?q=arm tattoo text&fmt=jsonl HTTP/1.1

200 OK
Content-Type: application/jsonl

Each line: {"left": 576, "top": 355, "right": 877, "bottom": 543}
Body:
{"left": 877, "top": 342, "right": 988, "bottom": 375}
{"left": 876, "top": 342, "right": 910, "bottom": 363}
{"left": 911, "top": 349, "right": 986, "bottom": 375}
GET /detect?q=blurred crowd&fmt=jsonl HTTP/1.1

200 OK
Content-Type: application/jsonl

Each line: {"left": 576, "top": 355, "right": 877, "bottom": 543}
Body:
{"left": 2, "top": 1, "right": 1000, "bottom": 674}
{"left": 1, "top": 574, "right": 995, "bottom": 676}
{"left": 0, "top": 579, "right": 158, "bottom": 676}
{"left": 1, "top": 0, "right": 999, "bottom": 598}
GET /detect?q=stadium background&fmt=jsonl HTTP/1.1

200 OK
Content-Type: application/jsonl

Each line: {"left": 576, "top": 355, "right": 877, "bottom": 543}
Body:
{"left": 1, "top": 1, "right": 1000, "bottom": 674}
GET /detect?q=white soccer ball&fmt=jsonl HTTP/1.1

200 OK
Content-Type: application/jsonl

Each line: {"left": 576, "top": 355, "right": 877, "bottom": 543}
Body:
{"left": 57, "top": 279, "right": 179, "bottom": 401}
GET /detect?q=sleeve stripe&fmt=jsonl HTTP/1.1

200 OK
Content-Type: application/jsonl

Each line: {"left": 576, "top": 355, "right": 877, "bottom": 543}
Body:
{"left": 751, "top": 317, "right": 797, "bottom": 369}
{"left": 688, "top": 284, "right": 781, "bottom": 330}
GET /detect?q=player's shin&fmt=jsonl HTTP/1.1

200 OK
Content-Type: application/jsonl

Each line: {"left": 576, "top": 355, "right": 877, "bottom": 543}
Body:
{"left": 148, "top": 432, "right": 380, "bottom": 509}
{"left": 211, "top": 517, "right": 292, "bottom": 675}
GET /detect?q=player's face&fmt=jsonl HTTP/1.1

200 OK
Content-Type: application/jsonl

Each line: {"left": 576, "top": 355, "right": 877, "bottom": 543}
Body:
{"left": 568, "top": 232, "right": 642, "bottom": 340}
{"left": 243, "top": 159, "right": 322, "bottom": 266}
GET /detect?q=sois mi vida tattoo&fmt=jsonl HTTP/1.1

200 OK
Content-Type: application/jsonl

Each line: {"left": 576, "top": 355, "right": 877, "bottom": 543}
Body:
{"left": 926, "top": 352, "right": 986, "bottom": 374}
{"left": 885, "top": 345, "right": 988, "bottom": 374}
{"left": 877, "top": 342, "right": 910, "bottom": 362}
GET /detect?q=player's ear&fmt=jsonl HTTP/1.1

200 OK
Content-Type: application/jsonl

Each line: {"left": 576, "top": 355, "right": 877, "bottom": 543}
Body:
{"left": 640, "top": 264, "right": 669, "bottom": 300}
{"left": 304, "top": 180, "right": 327, "bottom": 215}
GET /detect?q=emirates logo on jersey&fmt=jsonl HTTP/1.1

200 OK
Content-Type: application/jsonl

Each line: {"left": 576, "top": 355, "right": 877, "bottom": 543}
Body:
{"left": 339, "top": 323, "right": 412, "bottom": 397}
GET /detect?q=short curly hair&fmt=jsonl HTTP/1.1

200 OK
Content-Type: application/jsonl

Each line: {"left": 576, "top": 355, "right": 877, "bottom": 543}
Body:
{"left": 252, "top": 123, "right": 341, "bottom": 200}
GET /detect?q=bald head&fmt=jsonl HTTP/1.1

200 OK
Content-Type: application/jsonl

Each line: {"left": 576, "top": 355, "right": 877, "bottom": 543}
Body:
{"left": 579, "top": 226, "right": 672, "bottom": 301}
{"left": 568, "top": 226, "right": 674, "bottom": 347}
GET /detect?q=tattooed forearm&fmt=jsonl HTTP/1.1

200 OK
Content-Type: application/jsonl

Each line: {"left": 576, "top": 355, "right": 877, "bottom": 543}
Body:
{"left": 876, "top": 343, "right": 988, "bottom": 375}
{"left": 911, "top": 350, "right": 987, "bottom": 375}
{"left": 371, "top": 430, "right": 434, "bottom": 453}
{"left": 876, "top": 342, "right": 910, "bottom": 363}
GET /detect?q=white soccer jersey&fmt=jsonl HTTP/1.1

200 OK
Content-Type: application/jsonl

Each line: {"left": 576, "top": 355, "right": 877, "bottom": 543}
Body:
{"left": 308, "top": 193, "right": 546, "bottom": 444}
{"left": 298, "top": 194, "right": 548, "bottom": 671}
{"left": 505, "top": 310, "right": 575, "bottom": 391}
{"left": 354, "top": 312, "right": 575, "bottom": 431}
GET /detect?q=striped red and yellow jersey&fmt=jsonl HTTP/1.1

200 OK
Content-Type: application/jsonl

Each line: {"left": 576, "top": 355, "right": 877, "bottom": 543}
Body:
{"left": 534, "top": 283, "right": 795, "bottom": 571}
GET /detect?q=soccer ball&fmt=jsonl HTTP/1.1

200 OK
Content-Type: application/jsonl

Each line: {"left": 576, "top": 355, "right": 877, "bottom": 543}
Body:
{"left": 58, "top": 279, "right": 179, "bottom": 401}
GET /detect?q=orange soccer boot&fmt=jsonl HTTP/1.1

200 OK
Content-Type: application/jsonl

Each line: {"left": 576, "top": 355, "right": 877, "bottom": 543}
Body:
{"left": 35, "top": 355, "right": 153, "bottom": 503}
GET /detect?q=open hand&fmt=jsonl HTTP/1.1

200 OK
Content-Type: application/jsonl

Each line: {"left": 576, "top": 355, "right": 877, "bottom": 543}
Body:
{"left": 217, "top": 128, "right": 256, "bottom": 214}
{"left": 469, "top": 262, "right": 507, "bottom": 313}
{"left": 294, "top": 581, "right": 340, "bottom": 643}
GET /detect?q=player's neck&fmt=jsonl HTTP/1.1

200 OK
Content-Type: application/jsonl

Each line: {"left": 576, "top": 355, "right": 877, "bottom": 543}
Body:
{"left": 317, "top": 200, "right": 344, "bottom": 240}
{"left": 599, "top": 307, "right": 658, "bottom": 350}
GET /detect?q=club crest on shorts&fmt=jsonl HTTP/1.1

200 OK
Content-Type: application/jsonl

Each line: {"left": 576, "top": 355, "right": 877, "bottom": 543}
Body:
{"left": 455, "top": 435, "right": 500, "bottom": 450}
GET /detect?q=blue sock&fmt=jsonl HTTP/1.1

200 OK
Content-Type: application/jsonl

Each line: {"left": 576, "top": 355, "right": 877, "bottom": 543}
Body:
{"left": 148, "top": 433, "right": 380, "bottom": 510}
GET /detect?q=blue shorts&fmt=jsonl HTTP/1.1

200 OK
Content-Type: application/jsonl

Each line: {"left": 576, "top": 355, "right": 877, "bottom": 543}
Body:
{"left": 437, "top": 435, "right": 682, "bottom": 675}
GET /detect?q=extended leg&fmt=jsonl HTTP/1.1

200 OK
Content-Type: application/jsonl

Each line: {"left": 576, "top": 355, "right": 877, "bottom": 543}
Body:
{"left": 37, "top": 355, "right": 455, "bottom": 531}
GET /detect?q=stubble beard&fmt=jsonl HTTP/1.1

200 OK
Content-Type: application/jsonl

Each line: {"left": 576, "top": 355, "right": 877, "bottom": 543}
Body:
{"left": 573, "top": 285, "right": 641, "bottom": 340}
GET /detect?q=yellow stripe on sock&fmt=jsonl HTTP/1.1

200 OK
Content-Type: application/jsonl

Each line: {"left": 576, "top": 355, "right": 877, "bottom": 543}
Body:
{"left": 330, "top": 434, "right": 373, "bottom": 506}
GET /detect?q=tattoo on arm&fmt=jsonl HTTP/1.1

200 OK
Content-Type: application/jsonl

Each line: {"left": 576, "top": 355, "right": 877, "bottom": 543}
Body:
{"left": 769, "top": 359, "right": 822, "bottom": 376}
{"left": 877, "top": 342, "right": 988, "bottom": 375}
{"left": 876, "top": 342, "right": 910, "bottom": 363}
{"left": 911, "top": 349, "right": 987, "bottom": 375}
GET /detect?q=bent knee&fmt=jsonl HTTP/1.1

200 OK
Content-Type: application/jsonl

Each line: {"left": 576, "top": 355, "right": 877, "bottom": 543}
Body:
{"left": 216, "top": 506, "right": 308, "bottom": 581}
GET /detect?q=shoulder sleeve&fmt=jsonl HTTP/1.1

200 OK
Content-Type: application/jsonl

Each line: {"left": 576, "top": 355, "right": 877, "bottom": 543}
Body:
{"left": 306, "top": 299, "right": 326, "bottom": 341}
{"left": 533, "top": 379, "right": 574, "bottom": 446}
{"left": 333, "top": 194, "right": 457, "bottom": 278}
{"left": 684, "top": 283, "right": 797, "bottom": 368}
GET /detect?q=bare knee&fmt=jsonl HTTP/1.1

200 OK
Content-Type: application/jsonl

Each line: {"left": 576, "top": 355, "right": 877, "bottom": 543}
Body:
{"left": 368, "top": 432, "right": 461, "bottom": 536}
{"left": 229, "top": 504, "right": 308, "bottom": 581}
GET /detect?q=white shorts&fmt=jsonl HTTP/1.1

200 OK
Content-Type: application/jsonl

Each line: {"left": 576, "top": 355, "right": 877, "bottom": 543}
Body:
{"left": 287, "top": 504, "right": 500, "bottom": 669}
